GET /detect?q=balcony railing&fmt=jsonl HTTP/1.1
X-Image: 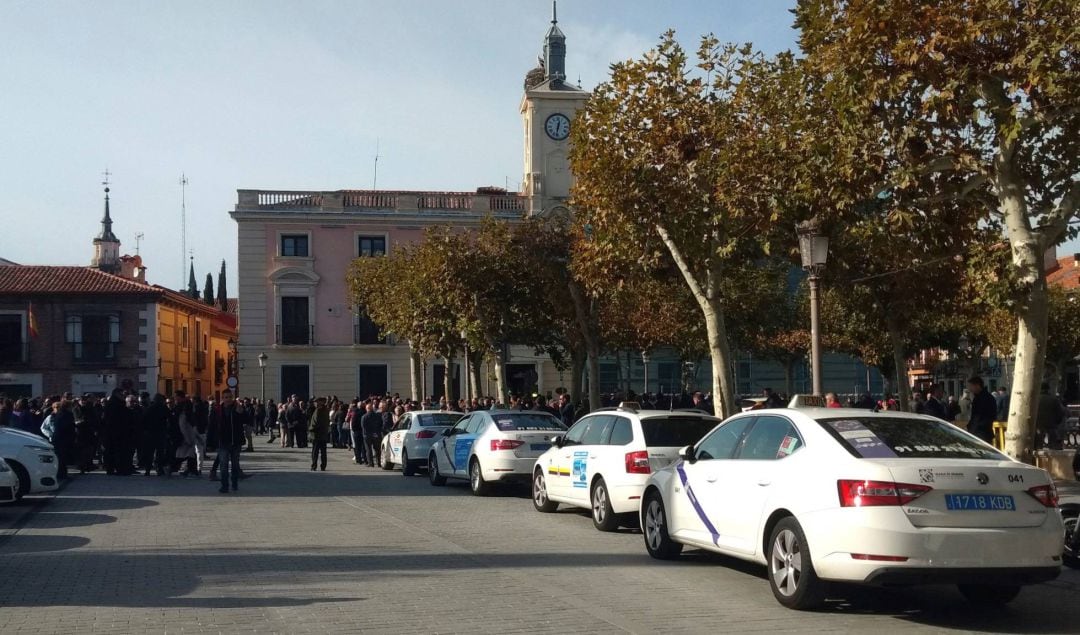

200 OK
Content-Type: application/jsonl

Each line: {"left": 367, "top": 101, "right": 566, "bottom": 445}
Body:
{"left": 354, "top": 323, "right": 393, "bottom": 345}
{"left": 74, "top": 341, "right": 117, "bottom": 363}
{"left": 0, "top": 341, "right": 28, "bottom": 364}
{"left": 237, "top": 188, "right": 526, "bottom": 215}
{"left": 276, "top": 324, "right": 314, "bottom": 346}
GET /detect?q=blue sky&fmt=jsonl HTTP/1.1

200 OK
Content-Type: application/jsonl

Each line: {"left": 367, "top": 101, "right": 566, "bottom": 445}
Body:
{"left": 1, "top": 1, "right": 802, "bottom": 287}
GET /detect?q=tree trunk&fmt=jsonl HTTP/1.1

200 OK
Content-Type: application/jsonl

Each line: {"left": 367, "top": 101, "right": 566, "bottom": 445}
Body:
{"left": 469, "top": 349, "right": 484, "bottom": 400}
{"left": 702, "top": 302, "right": 738, "bottom": 418}
{"left": 1005, "top": 274, "right": 1049, "bottom": 463}
{"left": 783, "top": 359, "right": 794, "bottom": 398}
{"left": 568, "top": 280, "right": 601, "bottom": 413}
{"left": 409, "top": 345, "right": 422, "bottom": 401}
{"left": 569, "top": 347, "right": 585, "bottom": 406}
{"left": 443, "top": 353, "right": 454, "bottom": 402}
{"left": 885, "top": 314, "right": 911, "bottom": 411}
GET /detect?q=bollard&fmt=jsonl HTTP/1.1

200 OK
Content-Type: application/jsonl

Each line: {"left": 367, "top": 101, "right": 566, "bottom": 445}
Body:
{"left": 992, "top": 421, "right": 1007, "bottom": 450}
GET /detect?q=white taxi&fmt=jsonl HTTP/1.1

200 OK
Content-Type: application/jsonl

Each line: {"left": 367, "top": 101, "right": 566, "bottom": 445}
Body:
{"left": 0, "top": 459, "right": 17, "bottom": 504}
{"left": 532, "top": 406, "right": 718, "bottom": 531}
{"left": 0, "top": 427, "right": 60, "bottom": 499}
{"left": 428, "top": 410, "right": 565, "bottom": 496}
{"left": 640, "top": 406, "right": 1064, "bottom": 609}
{"left": 381, "top": 410, "right": 463, "bottom": 475}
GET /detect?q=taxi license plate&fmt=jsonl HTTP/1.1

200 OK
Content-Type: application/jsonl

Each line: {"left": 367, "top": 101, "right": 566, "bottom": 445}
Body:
{"left": 531, "top": 443, "right": 551, "bottom": 452}
{"left": 945, "top": 494, "right": 1015, "bottom": 511}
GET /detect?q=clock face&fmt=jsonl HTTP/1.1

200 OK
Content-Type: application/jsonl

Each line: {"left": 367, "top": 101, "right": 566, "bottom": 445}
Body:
{"left": 544, "top": 113, "right": 570, "bottom": 141}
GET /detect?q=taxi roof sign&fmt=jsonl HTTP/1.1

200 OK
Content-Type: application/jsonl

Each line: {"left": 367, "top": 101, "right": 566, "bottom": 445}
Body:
{"left": 788, "top": 394, "right": 826, "bottom": 409}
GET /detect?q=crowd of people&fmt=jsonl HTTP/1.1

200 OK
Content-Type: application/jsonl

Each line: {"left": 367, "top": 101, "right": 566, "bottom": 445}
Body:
{"left": 2, "top": 376, "right": 1073, "bottom": 490}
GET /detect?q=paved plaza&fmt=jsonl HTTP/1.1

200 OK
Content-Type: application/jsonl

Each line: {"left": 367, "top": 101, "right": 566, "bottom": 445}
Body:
{"left": 2, "top": 444, "right": 1079, "bottom": 634}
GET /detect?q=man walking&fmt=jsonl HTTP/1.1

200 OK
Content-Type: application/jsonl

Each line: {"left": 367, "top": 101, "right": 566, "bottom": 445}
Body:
{"left": 309, "top": 397, "right": 330, "bottom": 471}
{"left": 211, "top": 389, "right": 247, "bottom": 493}
{"left": 361, "top": 403, "right": 383, "bottom": 467}
{"left": 349, "top": 400, "right": 366, "bottom": 464}
{"left": 966, "top": 376, "right": 997, "bottom": 444}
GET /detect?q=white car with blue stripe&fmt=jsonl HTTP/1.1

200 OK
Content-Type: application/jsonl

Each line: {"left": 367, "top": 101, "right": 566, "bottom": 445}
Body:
{"left": 427, "top": 410, "right": 565, "bottom": 496}
{"left": 531, "top": 406, "right": 718, "bottom": 531}
{"left": 640, "top": 406, "right": 1064, "bottom": 610}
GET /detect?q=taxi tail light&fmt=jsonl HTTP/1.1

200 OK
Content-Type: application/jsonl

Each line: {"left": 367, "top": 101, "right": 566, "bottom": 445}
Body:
{"left": 625, "top": 450, "right": 651, "bottom": 474}
{"left": 837, "top": 480, "right": 931, "bottom": 507}
{"left": 1026, "top": 483, "right": 1058, "bottom": 508}
{"left": 416, "top": 430, "right": 437, "bottom": 439}
{"left": 490, "top": 439, "right": 524, "bottom": 451}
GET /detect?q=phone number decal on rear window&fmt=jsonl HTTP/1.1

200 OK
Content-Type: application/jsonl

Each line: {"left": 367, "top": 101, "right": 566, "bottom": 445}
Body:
{"left": 826, "top": 420, "right": 898, "bottom": 459}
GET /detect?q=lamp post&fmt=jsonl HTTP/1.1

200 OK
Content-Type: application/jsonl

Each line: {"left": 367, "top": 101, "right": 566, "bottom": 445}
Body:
{"left": 257, "top": 352, "right": 268, "bottom": 403}
{"left": 460, "top": 331, "right": 470, "bottom": 401}
{"left": 797, "top": 218, "right": 830, "bottom": 397}
{"left": 641, "top": 351, "right": 651, "bottom": 397}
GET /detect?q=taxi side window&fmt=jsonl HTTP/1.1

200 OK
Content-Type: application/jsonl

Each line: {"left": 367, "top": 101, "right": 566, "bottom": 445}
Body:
{"left": 737, "top": 416, "right": 802, "bottom": 460}
{"left": 606, "top": 417, "right": 633, "bottom": 446}
{"left": 695, "top": 417, "right": 753, "bottom": 461}
{"left": 563, "top": 418, "right": 592, "bottom": 447}
{"left": 581, "top": 415, "right": 614, "bottom": 445}
{"left": 466, "top": 415, "right": 487, "bottom": 435}
{"left": 451, "top": 415, "right": 472, "bottom": 435}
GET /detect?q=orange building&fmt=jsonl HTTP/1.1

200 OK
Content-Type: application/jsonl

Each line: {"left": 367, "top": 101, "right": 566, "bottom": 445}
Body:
{"left": 153, "top": 286, "right": 238, "bottom": 400}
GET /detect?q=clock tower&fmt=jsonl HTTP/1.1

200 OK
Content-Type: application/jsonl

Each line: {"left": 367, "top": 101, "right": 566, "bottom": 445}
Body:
{"left": 520, "top": 1, "right": 588, "bottom": 217}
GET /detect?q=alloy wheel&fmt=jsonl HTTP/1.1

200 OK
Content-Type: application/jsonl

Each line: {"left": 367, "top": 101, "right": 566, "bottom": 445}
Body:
{"left": 593, "top": 484, "right": 607, "bottom": 523}
{"left": 770, "top": 529, "right": 802, "bottom": 597}
{"left": 534, "top": 472, "right": 548, "bottom": 507}
{"left": 645, "top": 499, "right": 664, "bottom": 551}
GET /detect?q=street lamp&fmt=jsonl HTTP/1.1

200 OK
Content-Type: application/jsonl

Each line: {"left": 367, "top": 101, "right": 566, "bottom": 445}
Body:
{"left": 460, "top": 331, "right": 470, "bottom": 401}
{"left": 257, "top": 352, "right": 268, "bottom": 403}
{"left": 797, "top": 217, "right": 829, "bottom": 396}
{"left": 641, "top": 351, "right": 651, "bottom": 396}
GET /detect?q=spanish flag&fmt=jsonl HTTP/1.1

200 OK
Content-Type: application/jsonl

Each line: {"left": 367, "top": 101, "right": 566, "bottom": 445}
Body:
{"left": 28, "top": 302, "right": 39, "bottom": 339}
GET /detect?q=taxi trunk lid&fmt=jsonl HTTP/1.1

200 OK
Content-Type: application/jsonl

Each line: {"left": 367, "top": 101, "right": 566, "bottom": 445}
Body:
{"left": 876, "top": 459, "right": 1052, "bottom": 528}
{"left": 507, "top": 432, "right": 559, "bottom": 459}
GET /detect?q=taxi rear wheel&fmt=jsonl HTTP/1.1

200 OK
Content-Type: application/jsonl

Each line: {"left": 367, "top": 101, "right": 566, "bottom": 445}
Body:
{"left": 957, "top": 584, "right": 1022, "bottom": 606}
{"left": 767, "top": 517, "right": 825, "bottom": 610}
{"left": 533, "top": 469, "right": 558, "bottom": 513}
{"left": 591, "top": 479, "right": 621, "bottom": 532}
{"left": 470, "top": 458, "right": 492, "bottom": 497}
{"left": 401, "top": 449, "right": 416, "bottom": 477}
{"left": 428, "top": 453, "right": 446, "bottom": 486}
{"left": 642, "top": 491, "right": 682, "bottom": 560}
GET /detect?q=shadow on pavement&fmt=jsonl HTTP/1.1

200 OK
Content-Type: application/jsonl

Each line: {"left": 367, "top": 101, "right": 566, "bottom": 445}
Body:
{"left": 20, "top": 511, "right": 117, "bottom": 529}
{"left": 0, "top": 534, "right": 91, "bottom": 553}
{"left": 49, "top": 495, "right": 161, "bottom": 512}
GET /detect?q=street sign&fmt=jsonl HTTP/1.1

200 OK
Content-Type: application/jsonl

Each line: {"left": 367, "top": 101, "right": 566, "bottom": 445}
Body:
{"left": 227, "top": 376, "right": 238, "bottom": 388}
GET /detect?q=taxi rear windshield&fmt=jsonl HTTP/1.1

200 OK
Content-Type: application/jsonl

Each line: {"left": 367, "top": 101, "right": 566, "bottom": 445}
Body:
{"left": 641, "top": 416, "right": 717, "bottom": 448}
{"left": 417, "top": 413, "right": 462, "bottom": 427}
{"left": 816, "top": 417, "right": 1007, "bottom": 460}
{"left": 493, "top": 413, "right": 565, "bottom": 432}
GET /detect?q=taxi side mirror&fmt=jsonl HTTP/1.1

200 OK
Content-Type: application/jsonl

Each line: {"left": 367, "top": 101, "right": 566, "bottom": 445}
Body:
{"left": 552, "top": 435, "right": 564, "bottom": 448}
{"left": 679, "top": 445, "right": 697, "bottom": 464}
{"left": 442, "top": 428, "right": 453, "bottom": 437}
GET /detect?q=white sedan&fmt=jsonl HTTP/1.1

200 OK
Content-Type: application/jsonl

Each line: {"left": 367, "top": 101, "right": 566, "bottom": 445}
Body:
{"left": 0, "top": 427, "right": 60, "bottom": 499}
{"left": 381, "top": 410, "right": 463, "bottom": 475}
{"left": 0, "top": 459, "right": 17, "bottom": 504}
{"left": 532, "top": 406, "right": 718, "bottom": 531}
{"left": 428, "top": 410, "right": 565, "bottom": 496}
{"left": 640, "top": 406, "right": 1064, "bottom": 609}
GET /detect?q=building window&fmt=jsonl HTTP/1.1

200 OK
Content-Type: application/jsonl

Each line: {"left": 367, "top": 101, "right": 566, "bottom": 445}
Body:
{"left": 357, "top": 236, "right": 386, "bottom": 258}
{"left": 66, "top": 314, "right": 120, "bottom": 361}
{"left": 279, "top": 296, "right": 311, "bottom": 345}
{"left": 181, "top": 324, "right": 189, "bottom": 350}
{"left": 0, "top": 313, "right": 25, "bottom": 363}
{"left": 354, "top": 308, "right": 386, "bottom": 345}
{"left": 281, "top": 234, "right": 309, "bottom": 257}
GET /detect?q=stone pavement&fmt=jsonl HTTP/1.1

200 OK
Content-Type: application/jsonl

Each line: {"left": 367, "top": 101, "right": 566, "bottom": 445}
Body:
{"left": 2, "top": 441, "right": 1080, "bottom": 634}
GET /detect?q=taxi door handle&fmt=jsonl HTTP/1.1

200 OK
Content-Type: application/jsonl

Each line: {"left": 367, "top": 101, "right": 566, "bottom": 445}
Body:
{"left": 589, "top": 455, "right": 597, "bottom": 459}
{"left": 705, "top": 476, "right": 718, "bottom": 483}
{"left": 757, "top": 480, "right": 771, "bottom": 487}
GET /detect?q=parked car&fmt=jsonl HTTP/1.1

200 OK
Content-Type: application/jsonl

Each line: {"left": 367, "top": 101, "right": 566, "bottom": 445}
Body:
{"left": 532, "top": 405, "right": 718, "bottom": 531}
{"left": 0, "top": 459, "right": 18, "bottom": 504}
{"left": 640, "top": 405, "right": 1063, "bottom": 609}
{"left": 0, "top": 427, "right": 60, "bottom": 499}
{"left": 380, "top": 410, "right": 463, "bottom": 475}
{"left": 428, "top": 410, "right": 565, "bottom": 495}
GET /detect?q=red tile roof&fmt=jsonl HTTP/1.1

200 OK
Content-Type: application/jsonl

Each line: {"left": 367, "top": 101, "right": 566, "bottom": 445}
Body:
{"left": 1047, "top": 256, "right": 1080, "bottom": 291}
{"left": 0, "top": 266, "right": 158, "bottom": 296}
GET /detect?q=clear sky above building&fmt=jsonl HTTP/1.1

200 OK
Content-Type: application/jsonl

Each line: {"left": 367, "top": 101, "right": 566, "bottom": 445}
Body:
{"left": 10, "top": 1, "right": 1053, "bottom": 290}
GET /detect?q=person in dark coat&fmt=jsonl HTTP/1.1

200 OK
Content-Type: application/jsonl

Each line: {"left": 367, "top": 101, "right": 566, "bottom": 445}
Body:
{"left": 140, "top": 395, "right": 171, "bottom": 476}
{"left": 102, "top": 389, "right": 130, "bottom": 475}
{"left": 308, "top": 397, "right": 331, "bottom": 471}
{"left": 43, "top": 400, "right": 76, "bottom": 480}
{"left": 73, "top": 395, "right": 100, "bottom": 473}
{"left": 966, "top": 376, "right": 997, "bottom": 444}
{"left": 212, "top": 389, "right": 248, "bottom": 493}
{"left": 923, "top": 385, "right": 948, "bottom": 421}
{"left": 360, "top": 404, "right": 383, "bottom": 467}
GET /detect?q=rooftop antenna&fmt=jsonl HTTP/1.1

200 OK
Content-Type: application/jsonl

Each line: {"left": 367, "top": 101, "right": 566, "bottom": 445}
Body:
{"left": 134, "top": 232, "right": 144, "bottom": 255}
{"left": 179, "top": 173, "right": 189, "bottom": 288}
{"left": 373, "top": 138, "right": 380, "bottom": 190}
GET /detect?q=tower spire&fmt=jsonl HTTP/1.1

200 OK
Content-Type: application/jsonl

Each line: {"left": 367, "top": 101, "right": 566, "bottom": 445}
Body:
{"left": 92, "top": 169, "right": 121, "bottom": 273}
{"left": 544, "top": 0, "right": 566, "bottom": 83}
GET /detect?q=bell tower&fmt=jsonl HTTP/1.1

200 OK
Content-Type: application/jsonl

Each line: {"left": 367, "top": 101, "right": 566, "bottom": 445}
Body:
{"left": 520, "top": 1, "right": 588, "bottom": 217}
{"left": 92, "top": 173, "right": 122, "bottom": 274}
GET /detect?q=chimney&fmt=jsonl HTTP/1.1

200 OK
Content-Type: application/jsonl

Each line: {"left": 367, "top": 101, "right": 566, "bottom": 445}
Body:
{"left": 1074, "top": 253, "right": 1079, "bottom": 268}
{"left": 118, "top": 254, "right": 147, "bottom": 283}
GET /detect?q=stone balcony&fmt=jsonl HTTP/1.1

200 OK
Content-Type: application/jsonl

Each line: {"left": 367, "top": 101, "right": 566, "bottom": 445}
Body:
{"left": 236, "top": 188, "right": 526, "bottom": 215}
